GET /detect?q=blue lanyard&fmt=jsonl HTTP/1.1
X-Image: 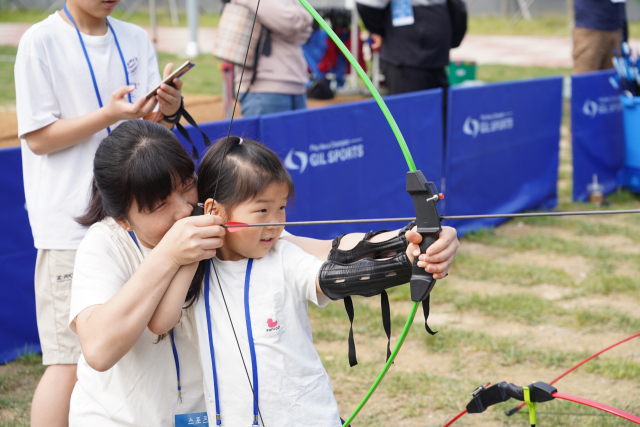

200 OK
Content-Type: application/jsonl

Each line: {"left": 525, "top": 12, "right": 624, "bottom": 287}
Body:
{"left": 63, "top": 5, "right": 132, "bottom": 134}
{"left": 205, "top": 259, "right": 259, "bottom": 426}
{"left": 128, "top": 231, "right": 182, "bottom": 401}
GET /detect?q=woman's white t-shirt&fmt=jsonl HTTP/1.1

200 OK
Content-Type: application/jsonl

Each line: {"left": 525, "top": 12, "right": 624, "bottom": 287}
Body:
{"left": 193, "top": 240, "right": 342, "bottom": 427}
{"left": 69, "top": 218, "right": 204, "bottom": 427}
{"left": 15, "top": 13, "right": 161, "bottom": 250}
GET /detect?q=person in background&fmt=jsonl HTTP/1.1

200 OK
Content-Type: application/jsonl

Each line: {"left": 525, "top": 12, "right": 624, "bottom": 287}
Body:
{"left": 356, "top": 0, "right": 452, "bottom": 95}
{"left": 14, "top": 0, "right": 183, "bottom": 423}
{"left": 573, "top": 0, "right": 627, "bottom": 73}
{"left": 233, "top": 0, "right": 314, "bottom": 116}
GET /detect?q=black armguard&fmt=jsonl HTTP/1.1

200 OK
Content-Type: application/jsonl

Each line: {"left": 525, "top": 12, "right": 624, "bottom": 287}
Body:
{"left": 319, "top": 252, "right": 412, "bottom": 300}
{"left": 328, "top": 222, "right": 415, "bottom": 263}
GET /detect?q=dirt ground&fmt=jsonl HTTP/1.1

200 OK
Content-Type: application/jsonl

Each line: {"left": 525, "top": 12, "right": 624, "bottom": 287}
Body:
{"left": 0, "top": 94, "right": 367, "bottom": 148}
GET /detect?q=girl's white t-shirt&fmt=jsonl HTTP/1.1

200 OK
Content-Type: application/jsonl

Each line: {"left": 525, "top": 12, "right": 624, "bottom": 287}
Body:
{"left": 193, "top": 240, "right": 342, "bottom": 427}
{"left": 15, "top": 13, "right": 161, "bottom": 250}
{"left": 69, "top": 218, "right": 204, "bottom": 427}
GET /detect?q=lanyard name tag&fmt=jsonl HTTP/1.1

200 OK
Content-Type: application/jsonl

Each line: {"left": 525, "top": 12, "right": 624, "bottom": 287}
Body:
{"left": 173, "top": 397, "right": 209, "bottom": 427}
{"left": 391, "top": 0, "right": 415, "bottom": 27}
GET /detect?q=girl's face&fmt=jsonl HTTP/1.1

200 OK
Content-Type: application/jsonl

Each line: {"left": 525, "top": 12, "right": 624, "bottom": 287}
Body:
{"left": 120, "top": 178, "right": 198, "bottom": 248}
{"left": 208, "top": 182, "right": 288, "bottom": 261}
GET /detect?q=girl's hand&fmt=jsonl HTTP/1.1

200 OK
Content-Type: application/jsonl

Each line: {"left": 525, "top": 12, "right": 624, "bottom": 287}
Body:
{"left": 105, "top": 85, "right": 157, "bottom": 122}
{"left": 155, "top": 214, "right": 225, "bottom": 267}
{"left": 405, "top": 226, "right": 459, "bottom": 280}
{"left": 157, "top": 63, "right": 184, "bottom": 117}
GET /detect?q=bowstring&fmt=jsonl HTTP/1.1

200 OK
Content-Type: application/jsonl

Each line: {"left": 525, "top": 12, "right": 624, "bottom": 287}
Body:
{"left": 207, "top": 1, "right": 266, "bottom": 425}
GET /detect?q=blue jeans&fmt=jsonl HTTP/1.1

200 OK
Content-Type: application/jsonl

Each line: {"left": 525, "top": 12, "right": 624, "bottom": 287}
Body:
{"left": 240, "top": 92, "right": 307, "bottom": 117}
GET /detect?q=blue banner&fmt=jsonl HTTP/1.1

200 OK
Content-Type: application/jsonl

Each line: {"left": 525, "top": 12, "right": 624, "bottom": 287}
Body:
{"left": 260, "top": 90, "right": 444, "bottom": 239}
{"left": 444, "top": 77, "right": 563, "bottom": 235}
{"left": 571, "top": 70, "right": 624, "bottom": 201}
{"left": 0, "top": 147, "right": 40, "bottom": 363}
{"left": 173, "top": 117, "right": 260, "bottom": 167}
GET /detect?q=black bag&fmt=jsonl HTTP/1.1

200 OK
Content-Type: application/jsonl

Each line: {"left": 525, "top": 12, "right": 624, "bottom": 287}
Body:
{"left": 447, "top": 0, "right": 467, "bottom": 48}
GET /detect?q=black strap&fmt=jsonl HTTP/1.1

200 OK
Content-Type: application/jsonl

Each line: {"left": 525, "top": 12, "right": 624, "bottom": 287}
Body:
{"left": 164, "top": 97, "right": 211, "bottom": 160}
{"left": 422, "top": 296, "right": 437, "bottom": 335}
{"left": 344, "top": 296, "right": 358, "bottom": 367}
{"left": 381, "top": 290, "right": 392, "bottom": 362}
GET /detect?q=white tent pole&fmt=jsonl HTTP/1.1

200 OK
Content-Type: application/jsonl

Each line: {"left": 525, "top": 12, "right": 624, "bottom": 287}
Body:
{"left": 185, "top": 0, "right": 200, "bottom": 57}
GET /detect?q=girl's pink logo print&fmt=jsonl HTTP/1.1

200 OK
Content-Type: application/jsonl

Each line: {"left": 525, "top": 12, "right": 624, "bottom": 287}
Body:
{"left": 267, "top": 318, "right": 278, "bottom": 328}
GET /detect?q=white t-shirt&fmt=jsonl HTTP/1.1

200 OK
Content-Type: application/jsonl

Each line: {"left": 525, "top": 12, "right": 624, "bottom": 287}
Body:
{"left": 193, "top": 240, "right": 342, "bottom": 427}
{"left": 69, "top": 217, "right": 204, "bottom": 427}
{"left": 15, "top": 13, "right": 161, "bottom": 250}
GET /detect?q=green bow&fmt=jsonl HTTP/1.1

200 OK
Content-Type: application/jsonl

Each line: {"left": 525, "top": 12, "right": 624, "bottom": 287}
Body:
{"left": 295, "top": 1, "right": 422, "bottom": 425}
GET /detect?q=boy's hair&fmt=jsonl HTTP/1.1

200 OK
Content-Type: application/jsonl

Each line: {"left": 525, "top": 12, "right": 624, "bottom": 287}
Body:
{"left": 197, "top": 136, "right": 295, "bottom": 215}
{"left": 77, "top": 120, "right": 196, "bottom": 227}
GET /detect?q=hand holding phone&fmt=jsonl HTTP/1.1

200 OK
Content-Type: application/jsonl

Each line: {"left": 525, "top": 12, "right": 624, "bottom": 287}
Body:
{"left": 145, "top": 60, "right": 195, "bottom": 100}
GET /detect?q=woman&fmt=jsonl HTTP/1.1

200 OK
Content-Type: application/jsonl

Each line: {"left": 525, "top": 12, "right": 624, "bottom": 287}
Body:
{"left": 69, "top": 120, "right": 458, "bottom": 426}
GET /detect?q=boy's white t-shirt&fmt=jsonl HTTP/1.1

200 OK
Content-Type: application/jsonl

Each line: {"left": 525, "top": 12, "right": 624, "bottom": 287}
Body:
{"left": 15, "top": 13, "right": 161, "bottom": 250}
{"left": 69, "top": 217, "right": 204, "bottom": 427}
{"left": 193, "top": 240, "right": 342, "bottom": 427}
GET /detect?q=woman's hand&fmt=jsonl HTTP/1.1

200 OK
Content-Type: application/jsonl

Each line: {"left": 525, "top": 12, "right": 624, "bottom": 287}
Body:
{"left": 155, "top": 214, "right": 225, "bottom": 268}
{"left": 157, "top": 63, "right": 184, "bottom": 118}
{"left": 405, "top": 226, "right": 458, "bottom": 280}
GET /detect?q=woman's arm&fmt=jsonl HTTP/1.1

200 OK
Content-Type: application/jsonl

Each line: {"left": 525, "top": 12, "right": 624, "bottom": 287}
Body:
{"left": 73, "top": 215, "right": 223, "bottom": 372}
{"left": 147, "top": 262, "right": 199, "bottom": 335}
{"left": 283, "top": 226, "right": 459, "bottom": 280}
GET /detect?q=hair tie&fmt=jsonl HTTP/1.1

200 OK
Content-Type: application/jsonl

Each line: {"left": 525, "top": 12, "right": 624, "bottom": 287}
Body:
{"left": 238, "top": 138, "right": 243, "bottom": 145}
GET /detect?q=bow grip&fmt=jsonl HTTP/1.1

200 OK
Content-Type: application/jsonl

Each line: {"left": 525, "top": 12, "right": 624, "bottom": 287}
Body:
{"left": 406, "top": 171, "right": 442, "bottom": 302}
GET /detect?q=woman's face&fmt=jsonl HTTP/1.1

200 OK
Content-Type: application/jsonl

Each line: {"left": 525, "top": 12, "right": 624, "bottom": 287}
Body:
{"left": 124, "top": 178, "right": 198, "bottom": 248}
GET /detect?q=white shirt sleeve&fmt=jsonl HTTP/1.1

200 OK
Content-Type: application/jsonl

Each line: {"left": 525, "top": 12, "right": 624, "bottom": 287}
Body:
{"left": 279, "top": 241, "right": 330, "bottom": 307}
{"left": 15, "top": 34, "right": 60, "bottom": 138}
{"left": 69, "top": 226, "right": 136, "bottom": 324}
{"left": 146, "top": 37, "right": 162, "bottom": 91}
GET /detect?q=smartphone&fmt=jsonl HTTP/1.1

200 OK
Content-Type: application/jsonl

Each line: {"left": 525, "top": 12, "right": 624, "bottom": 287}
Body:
{"left": 145, "top": 60, "right": 195, "bottom": 100}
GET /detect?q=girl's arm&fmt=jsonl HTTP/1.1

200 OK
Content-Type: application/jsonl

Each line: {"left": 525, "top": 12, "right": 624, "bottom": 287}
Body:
{"left": 73, "top": 215, "right": 222, "bottom": 372}
{"left": 147, "top": 262, "right": 199, "bottom": 335}
{"left": 284, "top": 226, "right": 459, "bottom": 280}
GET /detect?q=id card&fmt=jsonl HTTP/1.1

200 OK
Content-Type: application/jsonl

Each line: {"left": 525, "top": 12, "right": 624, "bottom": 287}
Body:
{"left": 391, "top": 0, "right": 414, "bottom": 27}
{"left": 172, "top": 397, "right": 209, "bottom": 427}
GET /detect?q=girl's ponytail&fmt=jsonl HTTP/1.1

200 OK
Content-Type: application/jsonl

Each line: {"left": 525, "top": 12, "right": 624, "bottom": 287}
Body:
{"left": 76, "top": 178, "right": 107, "bottom": 227}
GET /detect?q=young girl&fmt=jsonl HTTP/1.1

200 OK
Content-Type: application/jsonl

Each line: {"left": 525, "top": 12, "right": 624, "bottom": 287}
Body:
{"left": 150, "top": 136, "right": 430, "bottom": 426}
{"left": 71, "top": 121, "right": 458, "bottom": 427}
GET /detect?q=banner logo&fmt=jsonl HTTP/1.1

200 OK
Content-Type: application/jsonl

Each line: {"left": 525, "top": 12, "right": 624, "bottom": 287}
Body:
{"left": 463, "top": 116, "right": 480, "bottom": 138}
{"left": 284, "top": 149, "right": 308, "bottom": 174}
{"left": 582, "top": 97, "right": 622, "bottom": 118}
{"left": 463, "top": 112, "right": 514, "bottom": 138}
{"left": 284, "top": 138, "right": 364, "bottom": 174}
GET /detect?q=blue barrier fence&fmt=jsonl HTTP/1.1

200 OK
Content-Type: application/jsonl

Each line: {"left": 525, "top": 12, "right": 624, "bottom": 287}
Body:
{"left": 0, "top": 77, "right": 572, "bottom": 363}
{"left": 0, "top": 147, "right": 40, "bottom": 363}
{"left": 571, "top": 70, "right": 625, "bottom": 202}
{"left": 443, "top": 77, "right": 563, "bottom": 235}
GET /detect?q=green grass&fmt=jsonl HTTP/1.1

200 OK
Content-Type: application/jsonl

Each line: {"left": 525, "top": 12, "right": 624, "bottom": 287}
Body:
{"left": 0, "top": 45, "right": 17, "bottom": 106}
{"left": 157, "top": 52, "right": 222, "bottom": 95}
{"left": 477, "top": 64, "right": 572, "bottom": 83}
{"left": 450, "top": 252, "right": 576, "bottom": 287}
{"left": 0, "top": 9, "right": 221, "bottom": 27}
{"left": 468, "top": 15, "right": 640, "bottom": 38}
{"left": 0, "top": 352, "right": 45, "bottom": 426}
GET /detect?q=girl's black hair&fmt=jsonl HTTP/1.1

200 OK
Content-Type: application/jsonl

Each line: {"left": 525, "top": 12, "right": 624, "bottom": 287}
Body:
{"left": 186, "top": 136, "right": 295, "bottom": 305}
{"left": 77, "top": 120, "right": 196, "bottom": 227}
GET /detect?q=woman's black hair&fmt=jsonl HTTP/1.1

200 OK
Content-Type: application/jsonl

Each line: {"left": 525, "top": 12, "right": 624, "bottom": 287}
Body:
{"left": 185, "top": 136, "right": 295, "bottom": 305}
{"left": 77, "top": 120, "right": 196, "bottom": 227}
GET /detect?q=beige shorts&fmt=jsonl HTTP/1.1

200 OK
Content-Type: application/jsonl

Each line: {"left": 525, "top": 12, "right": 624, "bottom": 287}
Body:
{"left": 35, "top": 249, "right": 81, "bottom": 365}
{"left": 573, "top": 27, "right": 622, "bottom": 74}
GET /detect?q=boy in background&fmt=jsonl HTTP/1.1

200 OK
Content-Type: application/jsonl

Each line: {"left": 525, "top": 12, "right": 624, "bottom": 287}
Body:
{"left": 15, "top": 0, "right": 184, "bottom": 424}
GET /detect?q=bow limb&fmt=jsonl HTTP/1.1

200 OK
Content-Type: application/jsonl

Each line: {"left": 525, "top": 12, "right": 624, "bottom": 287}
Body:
{"left": 295, "top": 1, "right": 423, "bottom": 425}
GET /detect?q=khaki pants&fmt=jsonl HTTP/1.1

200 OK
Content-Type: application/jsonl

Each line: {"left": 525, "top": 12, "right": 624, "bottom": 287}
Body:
{"left": 35, "top": 250, "right": 81, "bottom": 365}
{"left": 573, "top": 27, "right": 623, "bottom": 74}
